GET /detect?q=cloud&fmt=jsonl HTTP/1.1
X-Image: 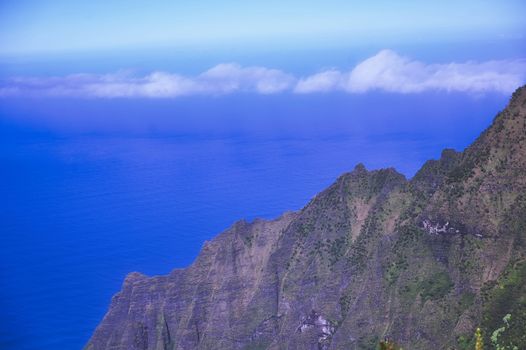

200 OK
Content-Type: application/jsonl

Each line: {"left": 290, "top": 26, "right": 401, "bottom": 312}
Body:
{"left": 200, "top": 63, "right": 295, "bottom": 94}
{"left": 85, "top": 72, "right": 202, "bottom": 98}
{"left": 298, "top": 50, "right": 526, "bottom": 94}
{"left": 1, "top": 50, "right": 525, "bottom": 98}
{"left": 0, "top": 65, "right": 295, "bottom": 98}
{"left": 294, "top": 70, "right": 345, "bottom": 93}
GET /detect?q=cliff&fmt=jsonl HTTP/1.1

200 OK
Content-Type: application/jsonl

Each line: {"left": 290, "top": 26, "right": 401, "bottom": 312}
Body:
{"left": 85, "top": 86, "right": 526, "bottom": 350}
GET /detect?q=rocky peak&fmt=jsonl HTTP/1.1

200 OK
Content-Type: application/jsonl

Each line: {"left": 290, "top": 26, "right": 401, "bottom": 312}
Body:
{"left": 411, "top": 148, "right": 462, "bottom": 195}
{"left": 418, "top": 86, "right": 526, "bottom": 241}
{"left": 459, "top": 85, "right": 526, "bottom": 179}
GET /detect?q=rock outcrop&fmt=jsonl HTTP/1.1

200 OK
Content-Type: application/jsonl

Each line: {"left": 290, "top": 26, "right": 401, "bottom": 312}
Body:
{"left": 86, "top": 86, "right": 526, "bottom": 350}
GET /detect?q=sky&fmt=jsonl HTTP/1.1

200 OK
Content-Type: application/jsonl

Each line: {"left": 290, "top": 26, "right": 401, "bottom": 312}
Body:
{"left": 0, "top": 0, "right": 525, "bottom": 55}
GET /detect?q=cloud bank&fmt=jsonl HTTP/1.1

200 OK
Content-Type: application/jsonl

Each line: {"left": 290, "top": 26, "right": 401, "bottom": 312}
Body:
{"left": 2, "top": 50, "right": 525, "bottom": 98}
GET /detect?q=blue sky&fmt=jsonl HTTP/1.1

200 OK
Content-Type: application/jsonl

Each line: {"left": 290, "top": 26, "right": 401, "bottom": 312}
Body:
{"left": 1, "top": 0, "right": 525, "bottom": 55}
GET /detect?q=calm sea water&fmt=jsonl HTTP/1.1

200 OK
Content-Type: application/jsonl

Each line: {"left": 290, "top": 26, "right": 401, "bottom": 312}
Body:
{"left": 0, "top": 92, "right": 506, "bottom": 349}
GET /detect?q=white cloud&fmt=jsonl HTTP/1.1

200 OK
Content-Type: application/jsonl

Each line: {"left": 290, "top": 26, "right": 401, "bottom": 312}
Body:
{"left": 294, "top": 70, "right": 344, "bottom": 93}
{"left": 0, "top": 64, "right": 294, "bottom": 98}
{"left": 200, "top": 63, "right": 295, "bottom": 94}
{"left": 298, "top": 50, "right": 526, "bottom": 94}
{"left": 85, "top": 72, "right": 202, "bottom": 98}
{"left": 1, "top": 51, "right": 525, "bottom": 98}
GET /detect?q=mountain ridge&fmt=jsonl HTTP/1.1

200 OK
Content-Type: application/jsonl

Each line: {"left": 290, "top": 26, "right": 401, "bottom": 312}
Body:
{"left": 86, "top": 85, "right": 526, "bottom": 350}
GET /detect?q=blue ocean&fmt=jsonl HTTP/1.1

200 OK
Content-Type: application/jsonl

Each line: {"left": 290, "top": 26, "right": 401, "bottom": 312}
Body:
{"left": 0, "top": 92, "right": 508, "bottom": 349}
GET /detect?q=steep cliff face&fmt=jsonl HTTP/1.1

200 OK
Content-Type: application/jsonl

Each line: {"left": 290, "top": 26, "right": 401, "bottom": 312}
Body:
{"left": 86, "top": 86, "right": 526, "bottom": 350}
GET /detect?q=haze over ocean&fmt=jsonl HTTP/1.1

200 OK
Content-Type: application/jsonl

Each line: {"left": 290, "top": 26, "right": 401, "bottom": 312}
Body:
{"left": 1, "top": 0, "right": 526, "bottom": 349}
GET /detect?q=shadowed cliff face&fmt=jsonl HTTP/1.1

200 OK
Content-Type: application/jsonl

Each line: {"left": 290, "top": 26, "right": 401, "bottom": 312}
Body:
{"left": 85, "top": 86, "right": 526, "bottom": 350}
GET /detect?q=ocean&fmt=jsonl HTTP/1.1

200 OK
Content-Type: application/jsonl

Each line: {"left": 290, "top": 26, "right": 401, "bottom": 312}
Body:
{"left": 0, "top": 92, "right": 506, "bottom": 349}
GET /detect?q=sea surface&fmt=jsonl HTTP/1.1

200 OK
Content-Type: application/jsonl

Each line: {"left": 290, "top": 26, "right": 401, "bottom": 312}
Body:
{"left": 0, "top": 92, "right": 508, "bottom": 349}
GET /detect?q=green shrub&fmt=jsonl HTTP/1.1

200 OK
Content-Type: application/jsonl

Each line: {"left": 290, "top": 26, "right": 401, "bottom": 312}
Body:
{"left": 418, "top": 271, "right": 454, "bottom": 301}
